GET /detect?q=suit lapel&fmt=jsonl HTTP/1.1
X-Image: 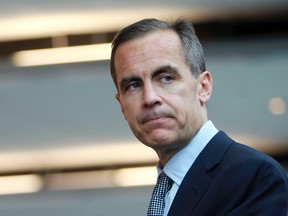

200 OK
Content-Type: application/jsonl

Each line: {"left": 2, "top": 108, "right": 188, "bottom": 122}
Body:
{"left": 167, "top": 131, "right": 233, "bottom": 216}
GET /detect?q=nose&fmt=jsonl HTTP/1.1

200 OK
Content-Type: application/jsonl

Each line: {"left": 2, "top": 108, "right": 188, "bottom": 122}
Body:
{"left": 142, "top": 83, "right": 162, "bottom": 108}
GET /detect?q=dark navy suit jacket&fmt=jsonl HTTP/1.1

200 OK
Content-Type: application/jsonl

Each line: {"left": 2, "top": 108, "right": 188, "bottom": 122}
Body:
{"left": 167, "top": 131, "right": 288, "bottom": 216}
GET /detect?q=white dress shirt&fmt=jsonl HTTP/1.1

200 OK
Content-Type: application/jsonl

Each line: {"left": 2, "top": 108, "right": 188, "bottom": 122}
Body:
{"left": 156, "top": 120, "right": 218, "bottom": 216}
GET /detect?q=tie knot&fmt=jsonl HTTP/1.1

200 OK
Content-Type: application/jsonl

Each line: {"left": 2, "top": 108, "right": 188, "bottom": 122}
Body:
{"left": 157, "top": 172, "right": 172, "bottom": 194}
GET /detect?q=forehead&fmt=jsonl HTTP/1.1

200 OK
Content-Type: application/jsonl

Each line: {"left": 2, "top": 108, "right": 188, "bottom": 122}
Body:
{"left": 114, "top": 30, "right": 184, "bottom": 76}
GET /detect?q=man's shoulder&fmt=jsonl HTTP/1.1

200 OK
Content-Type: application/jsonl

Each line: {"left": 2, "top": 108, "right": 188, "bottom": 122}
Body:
{"left": 209, "top": 131, "right": 286, "bottom": 174}
{"left": 222, "top": 136, "right": 287, "bottom": 182}
{"left": 228, "top": 139, "right": 279, "bottom": 165}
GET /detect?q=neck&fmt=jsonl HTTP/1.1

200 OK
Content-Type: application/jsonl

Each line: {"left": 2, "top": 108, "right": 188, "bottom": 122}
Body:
{"left": 156, "top": 119, "right": 208, "bottom": 167}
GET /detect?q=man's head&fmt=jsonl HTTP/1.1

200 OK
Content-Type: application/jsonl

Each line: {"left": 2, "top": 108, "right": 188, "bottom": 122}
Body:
{"left": 110, "top": 18, "right": 212, "bottom": 165}
{"left": 110, "top": 18, "right": 206, "bottom": 88}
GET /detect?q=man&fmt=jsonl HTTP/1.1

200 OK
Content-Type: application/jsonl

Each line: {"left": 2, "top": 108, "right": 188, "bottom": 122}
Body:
{"left": 110, "top": 18, "right": 288, "bottom": 216}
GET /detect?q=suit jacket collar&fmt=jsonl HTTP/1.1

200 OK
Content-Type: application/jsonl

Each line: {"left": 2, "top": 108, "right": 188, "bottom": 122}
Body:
{"left": 167, "top": 131, "right": 234, "bottom": 216}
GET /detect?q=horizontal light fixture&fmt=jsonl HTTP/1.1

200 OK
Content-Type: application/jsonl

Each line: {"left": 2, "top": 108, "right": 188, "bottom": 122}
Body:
{"left": 46, "top": 166, "right": 157, "bottom": 191}
{"left": 0, "top": 142, "right": 157, "bottom": 174}
{"left": 114, "top": 166, "right": 157, "bottom": 187}
{"left": 0, "top": 174, "right": 43, "bottom": 195}
{"left": 0, "top": 142, "right": 158, "bottom": 194}
{"left": 0, "top": 166, "right": 156, "bottom": 195}
{"left": 12, "top": 43, "right": 111, "bottom": 67}
{"left": 0, "top": 8, "right": 205, "bottom": 42}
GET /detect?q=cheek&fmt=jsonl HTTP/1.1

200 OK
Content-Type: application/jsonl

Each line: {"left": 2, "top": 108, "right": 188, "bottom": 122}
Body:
{"left": 121, "top": 100, "right": 138, "bottom": 123}
{"left": 170, "top": 90, "right": 198, "bottom": 122}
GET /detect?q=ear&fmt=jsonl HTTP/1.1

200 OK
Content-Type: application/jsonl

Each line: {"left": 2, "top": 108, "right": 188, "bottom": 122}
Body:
{"left": 197, "top": 71, "right": 213, "bottom": 104}
{"left": 115, "top": 93, "right": 120, "bottom": 103}
{"left": 115, "top": 93, "right": 126, "bottom": 117}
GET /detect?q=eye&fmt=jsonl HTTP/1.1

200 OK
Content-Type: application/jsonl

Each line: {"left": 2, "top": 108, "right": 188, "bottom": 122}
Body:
{"left": 160, "top": 75, "right": 174, "bottom": 83}
{"left": 126, "top": 81, "right": 142, "bottom": 92}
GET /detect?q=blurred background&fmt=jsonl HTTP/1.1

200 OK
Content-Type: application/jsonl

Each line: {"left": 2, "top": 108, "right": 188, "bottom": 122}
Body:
{"left": 0, "top": 0, "right": 288, "bottom": 215}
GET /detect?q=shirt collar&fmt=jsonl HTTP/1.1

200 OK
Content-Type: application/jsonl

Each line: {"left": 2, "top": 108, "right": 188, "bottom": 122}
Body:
{"left": 159, "top": 120, "right": 218, "bottom": 185}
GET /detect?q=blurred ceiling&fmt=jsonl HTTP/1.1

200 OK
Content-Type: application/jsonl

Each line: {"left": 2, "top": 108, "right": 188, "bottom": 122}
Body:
{"left": 0, "top": 0, "right": 288, "bottom": 41}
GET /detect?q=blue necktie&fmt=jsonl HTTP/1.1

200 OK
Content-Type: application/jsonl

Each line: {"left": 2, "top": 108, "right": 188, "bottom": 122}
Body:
{"left": 147, "top": 172, "right": 173, "bottom": 216}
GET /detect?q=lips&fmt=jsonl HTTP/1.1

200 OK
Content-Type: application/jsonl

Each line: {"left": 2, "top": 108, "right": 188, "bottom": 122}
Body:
{"left": 140, "top": 111, "right": 173, "bottom": 125}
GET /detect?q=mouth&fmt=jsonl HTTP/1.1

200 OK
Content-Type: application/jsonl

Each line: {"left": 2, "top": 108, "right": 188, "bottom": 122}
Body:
{"left": 140, "top": 112, "right": 173, "bottom": 125}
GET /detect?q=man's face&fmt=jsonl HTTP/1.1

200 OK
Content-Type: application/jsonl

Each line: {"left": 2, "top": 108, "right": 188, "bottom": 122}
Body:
{"left": 114, "top": 30, "right": 211, "bottom": 159}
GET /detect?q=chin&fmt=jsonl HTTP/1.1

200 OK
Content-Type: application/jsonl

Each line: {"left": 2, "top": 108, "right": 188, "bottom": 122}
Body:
{"left": 146, "top": 135, "right": 179, "bottom": 148}
{"left": 135, "top": 128, "right": 179, "bottom": 147}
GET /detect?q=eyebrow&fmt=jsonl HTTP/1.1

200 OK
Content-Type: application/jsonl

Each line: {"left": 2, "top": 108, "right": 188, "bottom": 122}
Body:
{"left": 151, "top": 65, "right": 180, "bottom": 79}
